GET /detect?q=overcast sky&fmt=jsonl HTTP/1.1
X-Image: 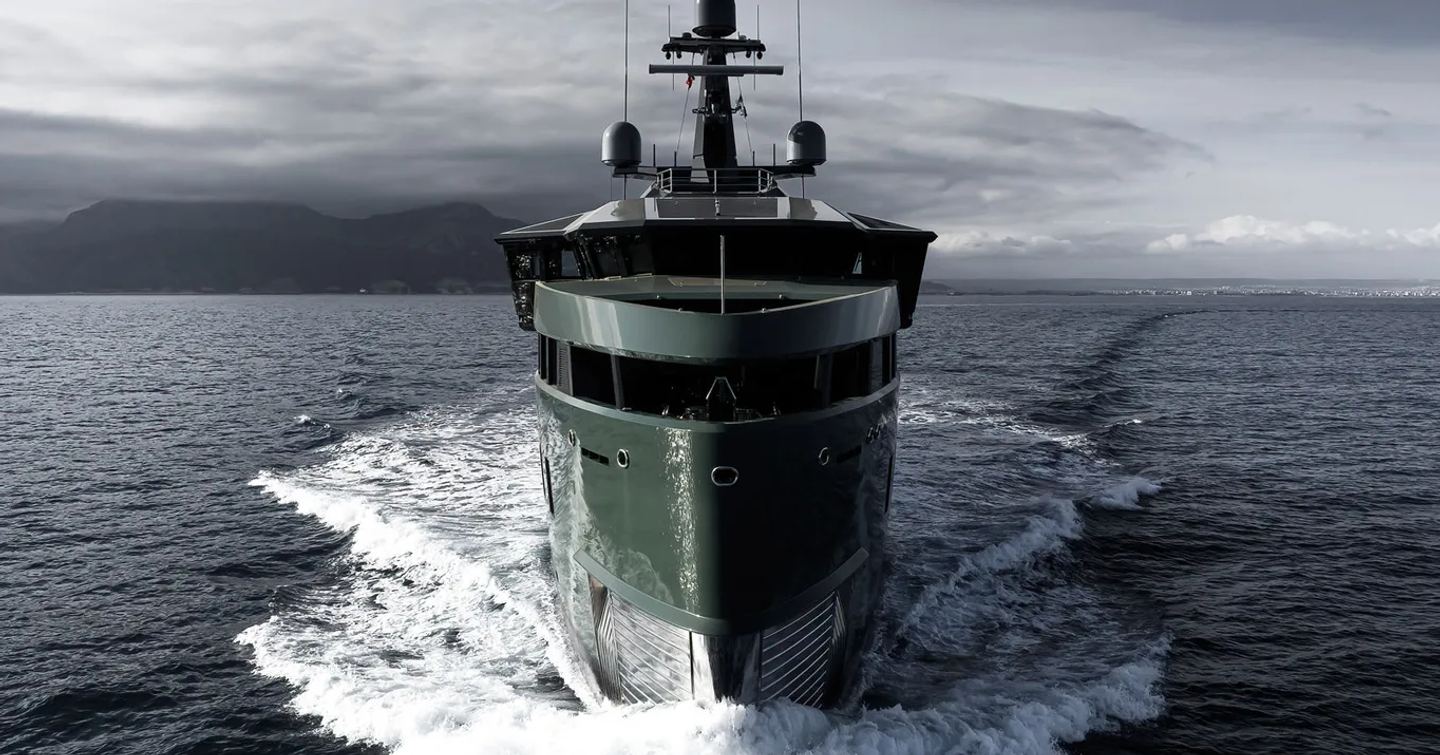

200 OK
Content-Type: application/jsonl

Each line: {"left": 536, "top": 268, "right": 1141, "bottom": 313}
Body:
{"left": 3, "top": 0, "right": 1438, "bottom": 277}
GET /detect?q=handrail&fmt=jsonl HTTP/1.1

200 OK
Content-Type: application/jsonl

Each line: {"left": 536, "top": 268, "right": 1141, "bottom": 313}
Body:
{"left": 653, "top": 167, "right": 777, "bottom": 195}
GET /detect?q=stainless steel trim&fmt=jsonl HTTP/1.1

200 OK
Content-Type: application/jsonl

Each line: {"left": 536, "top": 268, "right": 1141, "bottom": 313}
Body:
{"left": 759, "top": 593, "right": 845, "bottom": 704}
{"left": 595, "top": 590, "right": 693, "bottom": 704}
{"left": 711, "top": 466, "right": 739, "bottom": 487}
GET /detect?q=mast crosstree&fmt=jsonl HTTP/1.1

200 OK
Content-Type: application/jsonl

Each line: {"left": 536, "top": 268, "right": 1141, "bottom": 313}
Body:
{"left": 603, "top": 0, "right": 825, "bottom": 192}
{"left": 651, "top": 1, "right": 779, "bottom": 169}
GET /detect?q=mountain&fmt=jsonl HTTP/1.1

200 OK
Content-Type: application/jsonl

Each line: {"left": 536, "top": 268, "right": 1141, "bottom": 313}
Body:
{"left": 0, "top": 200, "right": 525, "bottom": 293}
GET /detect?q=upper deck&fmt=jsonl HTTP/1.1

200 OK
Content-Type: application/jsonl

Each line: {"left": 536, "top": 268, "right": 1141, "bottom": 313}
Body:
{"left": 499, "top": 196, "right": 916, "bottom": 238}
{"left": 497, "top": 197, "right": 935, "bottom": 332}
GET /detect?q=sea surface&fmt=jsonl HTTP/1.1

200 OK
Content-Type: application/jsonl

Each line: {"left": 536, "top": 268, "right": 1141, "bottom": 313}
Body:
{"left": 2, "top": 294, "right": 1436, "bottom": 755}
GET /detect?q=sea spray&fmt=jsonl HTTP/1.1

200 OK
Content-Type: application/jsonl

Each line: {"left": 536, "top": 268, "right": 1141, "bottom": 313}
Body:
{"left": 240, "top": 395, "right": 1168, "bottom": 754}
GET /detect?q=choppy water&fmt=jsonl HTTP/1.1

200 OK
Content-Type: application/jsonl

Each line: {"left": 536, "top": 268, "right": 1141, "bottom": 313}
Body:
{"left": 2, "top": 294, "right": 1436, "bottom": 755}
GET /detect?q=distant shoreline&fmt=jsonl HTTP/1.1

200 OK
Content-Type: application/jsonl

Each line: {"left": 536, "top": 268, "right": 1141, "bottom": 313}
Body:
{"left": 918, "top": 279, "right": 1440, "bottom": 298}
{"left": 0, "top": 290, "right": 514, "bottom": 296}
{"left": 5, "top": 289, "right": 1439, "bottom": 299}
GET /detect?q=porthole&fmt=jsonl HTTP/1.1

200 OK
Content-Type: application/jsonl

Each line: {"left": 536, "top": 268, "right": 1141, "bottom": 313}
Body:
{"left": 711, "top": 467, "right": 739, "bottom": 487}
{"left": 617, "top": 449, "right": 631, "bottom": 469}
{"left": 817, "top": 447, "right": 831, "bottom": 466}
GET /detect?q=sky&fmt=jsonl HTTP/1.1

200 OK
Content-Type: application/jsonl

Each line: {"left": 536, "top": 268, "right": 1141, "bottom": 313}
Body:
{"left": 2, "top": 0, "right": 1438, "bottom": 277}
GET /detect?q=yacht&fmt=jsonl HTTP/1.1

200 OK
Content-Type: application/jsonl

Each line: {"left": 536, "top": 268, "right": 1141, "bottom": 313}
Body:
{"left": 497, "top": 0, "right": 935, "bottom": 707}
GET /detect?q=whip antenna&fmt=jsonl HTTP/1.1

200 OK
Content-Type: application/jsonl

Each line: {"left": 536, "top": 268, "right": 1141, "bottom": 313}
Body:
{"left": 796, "top": 0, "right": 806, "bottom": 196}
{"left": 796, "top": 0, "right": 804, "bottom": 121}
{"left": 623, "top": 0, "right": 631, "bottom": 198}
{"left": 624, "top": 0, "right": 631, "bottom": 121}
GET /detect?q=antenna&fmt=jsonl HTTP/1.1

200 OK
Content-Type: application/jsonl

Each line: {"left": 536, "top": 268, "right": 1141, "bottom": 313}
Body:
{"left": 622, "top": 0, "right": 631, "bottom": 199}
{"left": 796, "top": 0, "right": 804, "bottom": 121}
{"left": 669, "top": 4, "right": 675, "bottom": 90}
{"left": 624, "top": 0, "right": 631, "bottom": 121}
{"left": 754, "top": 5, "right": 759, "bottom": 91}
{"left": 796, "top": 0, "right": 806, "bottom": 198}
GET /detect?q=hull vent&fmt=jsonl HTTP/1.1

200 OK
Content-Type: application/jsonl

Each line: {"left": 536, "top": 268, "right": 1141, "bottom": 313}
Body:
{"left": 594, "top": 590, "right": 693, "bottom": 704}
{"left": 759, "top": 594, "right": 844, "bottom": 706}
{"left": 556, "top": 342, "right": 573, "bottom": 394}
{"left": 588, "top": 576, "right": 849, "bottom": 707}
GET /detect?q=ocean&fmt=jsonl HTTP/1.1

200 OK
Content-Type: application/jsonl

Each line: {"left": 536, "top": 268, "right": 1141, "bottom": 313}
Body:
{"left": 2, "top": 294, "right": 1436, "bottom": 754}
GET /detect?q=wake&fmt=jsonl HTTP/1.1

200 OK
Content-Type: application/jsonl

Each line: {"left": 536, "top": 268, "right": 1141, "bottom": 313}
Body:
{"left": 239, "top": 393, "right": 1167, "bottom": 754}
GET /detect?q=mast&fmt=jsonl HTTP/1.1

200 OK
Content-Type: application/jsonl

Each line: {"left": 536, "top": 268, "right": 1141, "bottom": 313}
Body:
{"left": 649, "top": 0, "right": 783, "bottom": 171}
{"left": 693, "top": 33, "right": 739, "bottom": 169}
{"left": 611, "top": 0, "right": 823, "bottom": 188}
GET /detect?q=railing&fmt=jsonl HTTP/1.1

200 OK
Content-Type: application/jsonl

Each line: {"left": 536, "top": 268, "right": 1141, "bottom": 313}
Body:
{"left": 654, "top": 167, "right": 778, "bottom": 196}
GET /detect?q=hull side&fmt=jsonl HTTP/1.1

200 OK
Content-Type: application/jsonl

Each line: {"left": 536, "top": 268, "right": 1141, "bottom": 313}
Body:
{"left": 538, "top": 379, "right": 896, "bottom": 705}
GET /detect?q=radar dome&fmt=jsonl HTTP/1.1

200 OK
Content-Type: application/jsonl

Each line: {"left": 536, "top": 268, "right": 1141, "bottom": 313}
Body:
{"left": 694, "top": 0, "right": 737, "bottom": 38}
{"left": 601, "top": 121, "right": 643, "bottom": 169}
{"left": 786, "top": 121, "right": 827, "bottom": 167}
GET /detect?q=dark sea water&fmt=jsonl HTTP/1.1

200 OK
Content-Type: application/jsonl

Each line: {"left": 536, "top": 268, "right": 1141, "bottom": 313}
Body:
{"left": 3, "top": 294, "right": 1437, "bottom": 755}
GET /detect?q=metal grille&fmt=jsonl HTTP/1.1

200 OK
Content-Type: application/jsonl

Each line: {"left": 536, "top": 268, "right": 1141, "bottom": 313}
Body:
{"left": 587, "top": 576, "right": 848, "bottom": 707}
{"left": 759, "top": 593, "right": 843, "bottom": 706}
{"left": 555, "top": 342, "right": 573, "bottom": 394}
{"left": 594, "top": 592, "right": 693, "bottom": 704}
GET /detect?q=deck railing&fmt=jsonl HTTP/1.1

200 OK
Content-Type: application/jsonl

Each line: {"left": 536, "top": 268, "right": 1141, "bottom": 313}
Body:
{"left": 654, "top": 167, "right": 778, "bottom": 196}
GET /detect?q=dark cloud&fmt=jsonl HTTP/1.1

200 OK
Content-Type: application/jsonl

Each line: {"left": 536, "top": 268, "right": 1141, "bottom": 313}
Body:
{"left": 3, "top": 0, "right": 1435, "bottom": 278}
{"left": 810, "top": 87, "right": 1203, "bottom": 227}
{"left": 0, "top": 11, "right": 1195, "bottom": 228}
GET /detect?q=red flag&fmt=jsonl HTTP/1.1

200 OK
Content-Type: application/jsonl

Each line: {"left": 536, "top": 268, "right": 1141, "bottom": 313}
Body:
{"left": 686, "top": 75, "right": 695, "bottom": 89}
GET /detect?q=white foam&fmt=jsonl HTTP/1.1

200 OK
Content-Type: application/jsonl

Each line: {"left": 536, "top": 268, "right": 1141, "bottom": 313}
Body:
{"left": 370, "top": 650, "right": 1167, "bottom": 755}
{"left": 900, "top": 386, "right": 1092, "bottom": 451}
{"left": 240, "top": 399, "right": 1168, "bottom": 755}
{"left": 1088, "top": 477, "right": 1163, "bottom": 511}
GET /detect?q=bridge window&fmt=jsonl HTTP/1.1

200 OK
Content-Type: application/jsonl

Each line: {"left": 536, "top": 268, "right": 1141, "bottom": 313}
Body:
{"left": 538, "top": 335, "right": 897, "bottom": 419}
{"left": 570, "top": 344, "right": 616, "bottom": 406}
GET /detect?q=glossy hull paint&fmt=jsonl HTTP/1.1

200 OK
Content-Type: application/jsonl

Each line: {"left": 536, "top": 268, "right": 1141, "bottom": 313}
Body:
{"left": 537, "top": 379, "right": 897, "bottom": 705}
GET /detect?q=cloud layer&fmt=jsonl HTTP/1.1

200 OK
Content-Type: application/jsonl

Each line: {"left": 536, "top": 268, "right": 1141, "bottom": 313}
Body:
{"left": 925, "top": 217, "right": 1440, "bottom": 279}
{"left": 0, "top": 0, "right": 1194, "bottom": 230}
{"left": 1149, "top": 216, "right": 1440, "bottom": 253}
{"left": 2, "top": 0, "right": 1438, "bottom": 277}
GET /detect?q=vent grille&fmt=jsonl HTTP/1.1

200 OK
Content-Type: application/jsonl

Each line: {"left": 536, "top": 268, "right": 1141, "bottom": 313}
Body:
{"left": 594, "top": 590, "right": 693, "bottom": 704}
{"left": 759, "top": 594, "right": 843, "bottom": 706}
{"left": 556, "top": 342, "right": 573, "bottom": 394}
{"left": 586, "top": 571, "right": 850, "bottom": 707}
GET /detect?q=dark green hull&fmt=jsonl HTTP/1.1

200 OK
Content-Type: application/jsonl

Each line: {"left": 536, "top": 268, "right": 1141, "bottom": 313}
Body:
{"left": 493, "top": 2, "right": 937, "bottom": 706}
{"left": 538, "top": 377, "right": 897, "bottom": 705}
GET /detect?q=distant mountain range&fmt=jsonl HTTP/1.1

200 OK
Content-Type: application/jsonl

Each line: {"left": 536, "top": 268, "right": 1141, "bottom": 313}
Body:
{"left": 7, "top": 204, "right": 1433, "bottom": 297}
{"left": 0, "top": 200, "right": 525, "bottom": 294}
